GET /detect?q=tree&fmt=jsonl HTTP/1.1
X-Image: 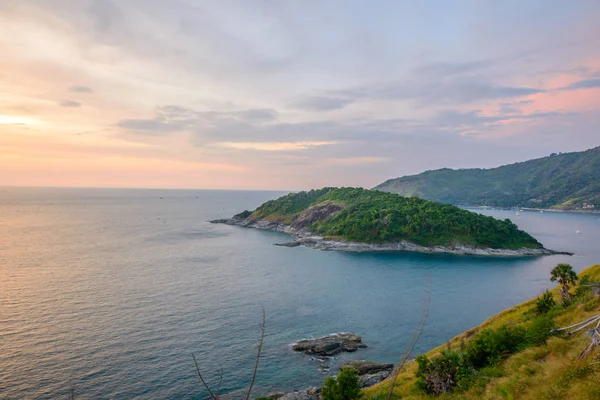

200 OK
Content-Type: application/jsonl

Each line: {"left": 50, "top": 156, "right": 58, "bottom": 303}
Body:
{"left": 550, "top": 263, "right": 578, "bottom": 304}
{"left": 322, "top": 368, "right": 361, "bottom": 400}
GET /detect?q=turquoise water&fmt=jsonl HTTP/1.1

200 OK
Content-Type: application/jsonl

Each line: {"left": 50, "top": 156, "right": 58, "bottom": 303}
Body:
{"left": 1, "top": 188, "right": 599, "bottom": 399}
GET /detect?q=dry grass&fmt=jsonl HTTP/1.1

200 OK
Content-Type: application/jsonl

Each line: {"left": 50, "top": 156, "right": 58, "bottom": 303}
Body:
{"left": 363, "top": 264, "right": 600, "bottom": 400}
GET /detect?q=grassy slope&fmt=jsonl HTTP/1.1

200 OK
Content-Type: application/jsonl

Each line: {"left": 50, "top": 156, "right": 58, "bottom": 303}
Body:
{"left": 239, "top": 187, "right": 543, "bottom": 249}
{"left": 374, "top": 146, "right": 600, "bottom": 210}
{"left": 363, "top": 264, "right": 600, "bottom": 400}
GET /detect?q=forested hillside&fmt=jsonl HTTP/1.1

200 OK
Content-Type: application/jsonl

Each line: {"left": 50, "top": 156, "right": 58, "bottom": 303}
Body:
{"left": 374, "top": 146, "right": 600, "bottom": 210}
{"left": 238, "top": 187, "right": 543, "bottom": 249}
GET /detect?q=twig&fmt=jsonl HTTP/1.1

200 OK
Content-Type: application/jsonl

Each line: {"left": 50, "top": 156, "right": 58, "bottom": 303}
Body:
{"left": 192, "top": 353, "right": 218, "bottom": 400}
{"left": 215, "top": 363, "right": 224, "bottom": 397}
{"left": 386, "top": 274, "right": 431, "bottom": 400}
{"left": 245, "top": 306, "right": 266, "bottom": 400}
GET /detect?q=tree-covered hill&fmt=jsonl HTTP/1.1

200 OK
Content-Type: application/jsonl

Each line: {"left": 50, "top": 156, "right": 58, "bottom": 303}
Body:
{"left": 237, "top": 187, "right": 543, "bottom": 250}
{"left": 374, "top": 146, "right": 600, "bottom": 210}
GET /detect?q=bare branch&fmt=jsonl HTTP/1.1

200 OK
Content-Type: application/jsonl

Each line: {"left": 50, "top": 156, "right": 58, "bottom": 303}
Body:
{"left": 192, "top": 353, "right": 218, "bottom": 400}
{"left": 387, "top": 273, "right": 431, "bottom": 400}
{"left": 245, "top": 306, "right": 266, "bottom": 400}
{"left": 215, "top": 363, "right": 224, "bottom": 397}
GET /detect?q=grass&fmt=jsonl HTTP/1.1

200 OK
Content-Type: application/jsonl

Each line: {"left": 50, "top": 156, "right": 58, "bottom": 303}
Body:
{"left": 363, "top": 264, "right": 600, "bottom": 400}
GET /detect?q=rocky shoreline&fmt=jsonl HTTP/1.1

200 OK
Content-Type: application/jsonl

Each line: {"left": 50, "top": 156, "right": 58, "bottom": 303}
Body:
{"left": 210, "top": 217, "right": 573, "bottom": 257}
{"left": 263, "top": 361, "right": 394, "bottom": 400}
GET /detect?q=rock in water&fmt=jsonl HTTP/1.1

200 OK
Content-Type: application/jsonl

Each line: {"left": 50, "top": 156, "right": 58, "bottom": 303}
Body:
{"left": 292, "top": 333, "right": 367, "bottom": 356}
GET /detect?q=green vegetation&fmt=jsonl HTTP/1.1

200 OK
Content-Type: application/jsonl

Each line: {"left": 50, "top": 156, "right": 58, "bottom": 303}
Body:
{"left": 551, "top": 263, "right": 578, "bottom": 304}
{"left": 322, "top": 367, "right": 362, "bottom": 400}
{"left": 239, "top": 187, "right": 543, "bottom": 249}
{"left": 374, "top": 146, "right": 600, "bottom": 210}
{"left": 363, "top": 263, "right": 600, "bottom": 400}
{"left": 536, "top": 290, "right": 556, "bottom": 314}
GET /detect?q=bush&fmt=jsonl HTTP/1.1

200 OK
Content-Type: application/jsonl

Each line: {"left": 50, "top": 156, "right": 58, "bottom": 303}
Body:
{"left": 464, "top": 326, "right": 528, "bottom": 369}
{"left": 322, "top": 367, "right": 361, "bottom": 400}
{"left": 526, "top": 316, "right": 555, "bottom": 346}
{"left": 536, "top": 290, "right": 556, "bottom": 314}
{"left": 575, "top": 275, "right": 592, "bottom": 298}
{"left": 415, "top": 350, "right": 473, "bottom": 394}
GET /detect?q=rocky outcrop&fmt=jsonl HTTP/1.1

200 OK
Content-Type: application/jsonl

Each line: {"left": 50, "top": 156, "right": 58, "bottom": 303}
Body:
{"left": 292, "top": 333, "right": 367, "bottom": 356}
{"left": 275, "top": 387, "right": 321, "bottom": 400}
{"left": 340, "top": 361, "right": 394, "bottom": 388}
{"left": 341, "top": 361, "right": 394, "bottom": 376}
{"left": 290, "top": 203, "right": 344, "bottom": 230}
{"left": 210, "top": 217, "right": 572, "bottom": 257}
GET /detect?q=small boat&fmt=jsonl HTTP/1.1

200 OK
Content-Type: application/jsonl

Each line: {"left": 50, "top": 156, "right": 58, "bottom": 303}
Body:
{"left": 516, "top": 211, "right": 520, "bottom": 216}
{"left": 575, "top": 229, "right": 581, "bottom": 234}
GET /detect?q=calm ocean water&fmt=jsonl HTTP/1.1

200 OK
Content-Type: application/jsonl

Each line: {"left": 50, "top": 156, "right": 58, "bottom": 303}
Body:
{"left": 1, "top": 187, "right": 600, "bottom": 399}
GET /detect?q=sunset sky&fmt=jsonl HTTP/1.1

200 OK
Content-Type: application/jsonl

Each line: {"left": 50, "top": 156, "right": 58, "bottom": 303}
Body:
{"left": 1, "top": 0, "right": 600, "bottom": 190}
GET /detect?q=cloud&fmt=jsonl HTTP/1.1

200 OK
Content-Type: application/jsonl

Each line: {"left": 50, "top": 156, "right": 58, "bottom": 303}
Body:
{"left": 291, "top": 96, "right": 353, "bottom": 111}
{"left": 234, "top": 109, "right": 278, "bottom": 122}
{"left": 498, "top": 103, "right": 521, "bottom": 114}
{"left": 415, "top": 60, "right": 495, "bottom": 77}
{"left": 155, "top": 105, "right": 278, "bottom": 124}
{"left": 330, "top": 77, "right": 544, "bottom": 106}
{"left": 560, "top": 78, "right": 600, "bottom": 91}
{"left": 214, "top": 141, "right": 336, "bottom": 151}
{"left": 69, "top": 85, "right": 94, "bottom": 93}
{"left": 117, "top": 118, "right": 181, "bottom": 134}
{"left": 88, "top": 0, "right": 121, "bottom": 33}
{"left": 117, "top": 106, "right": 279, "bottom": 137}
{"left": 58, "top": 100, "right": 82, "bottom": 107}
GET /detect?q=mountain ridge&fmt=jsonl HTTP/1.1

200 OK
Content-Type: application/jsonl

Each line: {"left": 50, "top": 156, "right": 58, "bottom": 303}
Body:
{"left": 374, "top": 146, "right": 600, "bottom": 210}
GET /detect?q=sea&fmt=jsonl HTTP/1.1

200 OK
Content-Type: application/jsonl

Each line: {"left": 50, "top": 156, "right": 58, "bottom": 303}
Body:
{"left": 1, "top": 187, "right": 599, "bottom": 399}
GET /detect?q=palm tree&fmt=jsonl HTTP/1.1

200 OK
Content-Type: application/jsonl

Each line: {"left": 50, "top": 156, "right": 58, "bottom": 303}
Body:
{"left": 550, "top": 263, "right": 578, "bottom": 303}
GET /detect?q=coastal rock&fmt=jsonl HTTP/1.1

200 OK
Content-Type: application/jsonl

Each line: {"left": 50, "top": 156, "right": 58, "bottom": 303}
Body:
{"left": 292, "top": 333, "right": 367, "bottom": 356}
{"left": 359, "top": 371, "right": 392, "bottom": 388}
{"left": 340, "top": 361, "right": 394, "bottom": 388}
{"left": 278, "top": 387, "right": 321, "bottom": 400}
{"left": 210, "top": 218, "right": 572, "bottom": 257}
{"left": 341, "top": 361, "right": 394, "bottom": 376}
{"left": 265, "top": 392, "right": 287, "bottom": 399}
{"left": 274, "top": 241, "right": 301, "bottom": 247}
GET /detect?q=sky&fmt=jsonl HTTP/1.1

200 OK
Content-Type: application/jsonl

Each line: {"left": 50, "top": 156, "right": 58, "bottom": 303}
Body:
{"left": 1, "top": 0, "right": 600, "bottom": 190}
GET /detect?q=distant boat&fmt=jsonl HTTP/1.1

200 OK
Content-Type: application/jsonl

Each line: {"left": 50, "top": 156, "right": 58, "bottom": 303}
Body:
{"left": 540, "top": 210, "right": 544, "bottom": 213}
{"left": 516, "top": 211, "right": 520, "bottom": 216}
{"left": 575, "top": 229, "right": 581, "bottom": 234}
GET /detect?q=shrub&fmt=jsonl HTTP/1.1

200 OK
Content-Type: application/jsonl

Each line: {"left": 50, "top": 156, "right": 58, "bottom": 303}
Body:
{"left": 526, "top": 316, "right": 555, "bottom": 346}
{"left": 536, "top": 290, "right": 556, "bottom": 314}
{"left": 415, "top": 350, "right": 473, "bottom": 394}
{"left": 464, "top": 325, "right": 528, "bottom": 369}
{"left": 574, "top": 275, "right": 592, "bottom": 298}
{"left": 234, "top": 210, "right": 253, "bottom": 219}
{"left": 322, "top": 367, "right": 361, "bottom": 400}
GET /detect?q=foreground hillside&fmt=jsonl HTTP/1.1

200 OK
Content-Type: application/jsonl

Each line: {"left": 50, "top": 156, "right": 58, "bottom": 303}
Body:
{"left": 375, "top": 146, "right": 600, "bottom": 210}
{"left": 364, "top": 264, "right": 600, "bottom": 400}
{"left": 215, "top": 187, "right": 551, "bottom": 254}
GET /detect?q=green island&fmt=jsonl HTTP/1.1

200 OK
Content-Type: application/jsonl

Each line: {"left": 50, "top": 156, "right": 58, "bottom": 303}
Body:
{"left": 375, "top": 145, "right": 600, "bottom": 211}
{"left": 360, "top": 263, "right": 600, "bottom": 400}
{"left": 213, "top": 187, "right": 567, "bottom": 256}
